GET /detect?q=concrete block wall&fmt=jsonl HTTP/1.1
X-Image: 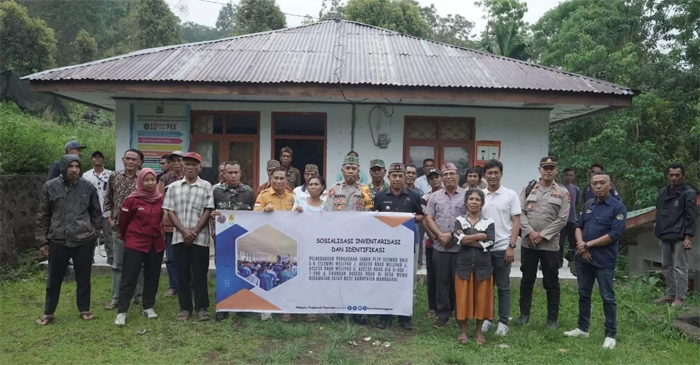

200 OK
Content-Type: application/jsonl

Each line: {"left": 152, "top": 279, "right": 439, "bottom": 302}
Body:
{"left": 0, "top": 175, "right": 45, "bottom": 266}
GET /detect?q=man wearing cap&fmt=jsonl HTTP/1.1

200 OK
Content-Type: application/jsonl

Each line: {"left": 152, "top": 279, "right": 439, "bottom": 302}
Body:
{"left": 424, "top": 162, "right": 466, "bottom": 328}
{"left": 373, "top": 163, "right": 424, "bottom": 330}
{"left": 162, "top": 152, "right": 215, "bottom": 321}
{"left": 157, "top": 150, "right": 185, "bottom": 297}
{"left": 258, "top": 160, "right": 292, "bottom": 195}
{"left": 280, "top": 147, "right": 302, "bottom": 189}
{"left": 362, "top": 159, "right": 389, "bottom": 210}
{"left": 335, "top": 151, "right": 370, "bottom": 185}
{"left": 103, "top": 149, "right": 144, "bottom": 310}
{"left": 516, "top": 156, "right": 570, "bottom": 328}
{"left": 83, "top": 151, "right": 114, "bottom": 264}
{"left": 47, "top": 140, "right": 87, "bottom": 181}
{"left": 294, "top": 164, "right": 328, "bottom": 202}
{"left": 421, "top": 168, "right": 443, "bottom": 318}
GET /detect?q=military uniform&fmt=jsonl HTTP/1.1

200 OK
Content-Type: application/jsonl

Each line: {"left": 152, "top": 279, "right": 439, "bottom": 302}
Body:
{"left": 517, "top": 156, "right": 571, "bottom": 325}
{"left": 362, "top": 181, "right": 388, "bottom": 210}
{"left": 284, "top": 165, "right": 301, "bottom": 190}
{"left": 212, "top": 183, "right": 256, "bottom": 211}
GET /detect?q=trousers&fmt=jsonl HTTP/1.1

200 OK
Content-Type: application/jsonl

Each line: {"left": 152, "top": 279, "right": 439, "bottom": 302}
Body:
{"left": 661, "top": 240, "right": 689, "bottom": 300}
{"left": 118, "top": 245, "right": 164, "bottom": 313}
{"left": 111, "top": 231, "right": 143, "bottom": 300}
{"left": 490, "top": 250, "right": 512, "bottom": 325}
{"left": 425, "top": 247, "right": 437, "bottom": 311}
{"left": 173, "top": 243, "right": 210, "bottom": 312}
{"left": 577, "top": 261, "right": 616, "bottom": 338}
{"left": 164, "top": 232, "right": 179, "bottom": 291}
{"left": 44, "top": 242, "right": 94, "bottom": 315}
{"left": 433, "top": 249, "right": 457, "bottom": 321}
{"left": 519, "top": 247, "right": 560, "bottom": 321}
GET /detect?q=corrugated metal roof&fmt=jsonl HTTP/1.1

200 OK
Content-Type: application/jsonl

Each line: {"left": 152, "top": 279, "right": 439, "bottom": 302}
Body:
{"left": 25, "top": 20, "right": 634, "bottom": 95}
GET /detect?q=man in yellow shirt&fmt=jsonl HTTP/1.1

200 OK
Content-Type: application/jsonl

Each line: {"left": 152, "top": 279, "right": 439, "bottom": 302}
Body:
{"left": 254, "top": 168, "right": 295, "bottom": 212}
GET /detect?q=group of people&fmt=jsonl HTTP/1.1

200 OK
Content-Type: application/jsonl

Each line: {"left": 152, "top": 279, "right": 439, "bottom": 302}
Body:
{"left": 35, "top": 140, "right": 696, "bottom": 350}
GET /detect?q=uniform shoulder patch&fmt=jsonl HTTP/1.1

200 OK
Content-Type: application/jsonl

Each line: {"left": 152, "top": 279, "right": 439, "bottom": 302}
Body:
{"left": 616, "top": 214, "right": 624, "bottom": 220}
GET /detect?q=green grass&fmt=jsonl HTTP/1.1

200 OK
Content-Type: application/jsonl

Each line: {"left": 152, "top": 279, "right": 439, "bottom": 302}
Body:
{"left": 1, "top": 272, "right": 699, "bottom": 364}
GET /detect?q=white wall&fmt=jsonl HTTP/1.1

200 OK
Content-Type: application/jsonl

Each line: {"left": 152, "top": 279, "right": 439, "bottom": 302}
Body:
{"left": 114, "top": 99, "right": 550, "bottom": 189}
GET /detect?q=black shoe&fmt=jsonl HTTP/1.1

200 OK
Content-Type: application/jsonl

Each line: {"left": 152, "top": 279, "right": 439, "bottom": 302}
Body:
{"left": 400, "top": 321, "right": 413, "bottom": 330}
{"left": 351, "top": 315, "right": 367, "bottom": 325}
{"left": 514, "top": 315, "right": 530, "bottom": 326}
{"left": 376, "top": 319, "right": 389, "bottom": 329}
{"left": 215, "top": 312, "right": 229, "bottom": 322}
{"left": 546, "top": 319, "right": 558, "bottom": 329}
{"left": 107, "top": 258, "right": 114, "bottom": 266}
{"left": 433, "top": 317, "right": 448, "bottom": 328}
{"left": 331, "top": 314, "right": 345, "bottom": 322}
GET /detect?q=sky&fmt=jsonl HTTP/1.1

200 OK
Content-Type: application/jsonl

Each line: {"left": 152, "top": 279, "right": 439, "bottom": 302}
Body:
{"left": 166, "top": 0, "right": 564, "bottom": 37}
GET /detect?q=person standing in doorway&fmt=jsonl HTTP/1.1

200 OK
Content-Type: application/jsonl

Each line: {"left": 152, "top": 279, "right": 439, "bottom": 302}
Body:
{"left": 36, "top": 154, "right": 103, "bottom": 325}
{"left": 653, "top": 163, "right": 696, "bottom": 307}
{"left": 293, "top": 164, "right": 328, "bottom": 202}
{"left": 157, "top": 150, "right": 185, "bottom": 298}
{"left": 114, "top": 168, "right": 165, "bottom": 326}
{"left": 210, "top": 161, "right": 256, "bottom": 321}
{"left": 47, "top": 140, "right": 87, "bottom": 181}
{"left": 373, "top": 163, "right": 424, "bottom": 330}
{"left": 424, "top": 163, "right": 466, "bottom": 328}
{"left": 422, "top": 168, "right": 442, "bottom": 318}
{"left": 561, "top": 168, "right": 580, "bottom": 267}
{"left": 103, "top": 149, "right": 144, "bottom": 310}
{"left": 565, "top": 171, "right": 626, "bottom": 350}
{"left": 83, "top": 151, "right": 114, "bottom": 264}
{"left": 280, "top": 147, "right": 301, "bottom": 189}
{"left": 362, "top": 159, "right": 389, "bottom": 210}
{"left": 582, "top": 164, "right": 621, "bottom": 202}
{"left": 415, "top": 158, "right": 435, "bottom": 194}
{"left": 480, "top": 159, "right": 521, "bottom": 337}
{"left": 157, "top": 154, "right": 171, "bottom": 182}
{"left": 516, "top": 157, "right": 570, "bottom": 329}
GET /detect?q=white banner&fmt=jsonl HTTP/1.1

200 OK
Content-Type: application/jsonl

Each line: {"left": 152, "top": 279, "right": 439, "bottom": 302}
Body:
{"left": 215, "top": 211, "right": 415, "bottom": 316}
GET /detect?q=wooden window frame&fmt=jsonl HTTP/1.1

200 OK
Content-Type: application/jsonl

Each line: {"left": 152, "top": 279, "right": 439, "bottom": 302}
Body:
{"left": 271, "top": 112, "right": 328, "bottom": 181}
{"left": 190, "top": 110, "right": 261, "bottom": 187}
{"left": 402, "top": 116, "right": 476, "bottom": 168}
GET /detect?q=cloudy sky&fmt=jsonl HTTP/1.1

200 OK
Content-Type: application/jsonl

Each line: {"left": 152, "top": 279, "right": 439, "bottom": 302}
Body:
{"left": 166, "top": 0, "right": 564, "bottom": 37}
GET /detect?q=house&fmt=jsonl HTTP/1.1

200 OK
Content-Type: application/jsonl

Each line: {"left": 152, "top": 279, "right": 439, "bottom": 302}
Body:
{"left": 24, "top": 20, "right": 635, "bottom": 190}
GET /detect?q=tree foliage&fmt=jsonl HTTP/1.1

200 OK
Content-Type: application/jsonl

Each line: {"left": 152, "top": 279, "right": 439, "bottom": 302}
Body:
{"left": 71, "top": 29, "right": 98, "bottom": 64}
{"left": 232, "top": 0, "right": 286, "bottom": 36}
{"left": 418, "top": 4, "right": 475, "bottom": 47}
{"left": 133, "top": 0, "right": 182, "bottom": 49}
{"left": 344, "top": 0, "right": 429, "bottom": 37}
{"left": 182, "top": 21, "right": 221, "bottom": 43}
{"left": 475, "top": 0, "right": 530, "bottom": 59}
{"left": 215, "top": 2, "right": 236, "bottom": 36}
{"left": 0, "top": 1, "right": 57, "bottom": 75}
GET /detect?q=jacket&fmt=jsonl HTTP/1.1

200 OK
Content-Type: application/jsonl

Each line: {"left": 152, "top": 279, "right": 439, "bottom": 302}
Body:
{"left": 654, "top": 183, "right": 697, "bottom": 242}
{"left": 118, "top": 196, "right": 165, "bottom": 253}
{"left": 36, "top": 154, "right": 103, "bottom": 247}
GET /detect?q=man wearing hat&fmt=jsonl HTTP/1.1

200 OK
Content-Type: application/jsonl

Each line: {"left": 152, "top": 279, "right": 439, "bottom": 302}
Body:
{"left": 258, "top": 160, "right": 292, "bottom": 195}
{"left": 293, "top": 164, "right": 328, "bottom": 202}
{"left": 372, "top": 163, "right": 424, "bottom": 330}
{"left": 515, "top": 156, "right": 570, "bottom": 329}
{"left": 83, "top": 151, "right": 114, "bottom": 264}
{"left": 47, "top": 140, "right": 87, "bottom": 181}
{"left": 162, "top": 152, "right": 215, "bottom": 321}
{"left": 362, "top": 159, "right": 389, "bottom": 210}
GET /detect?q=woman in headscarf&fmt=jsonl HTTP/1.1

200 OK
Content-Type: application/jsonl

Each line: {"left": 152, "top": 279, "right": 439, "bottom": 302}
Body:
{"left": 115, "top": 168, "right": 165, "bottom": 326}
{"left": 453, "top": 189, "right": 495, "bottom": 344}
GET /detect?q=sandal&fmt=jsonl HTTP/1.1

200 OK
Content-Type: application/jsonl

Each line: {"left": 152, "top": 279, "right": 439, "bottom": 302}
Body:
{"left": 457, "top": 334, "right": 468, "bottom": 344}
{"left": 177, "top": 310, "right": 191, "bottom": 321}
{"left": 36, "top": 314, "right": 55, "bottom": 326}
{"left": 197, "top": 311, "right": 211, "bottom": 321}
{"left": 79, "top": 311, "right": 95, "bottom": 321}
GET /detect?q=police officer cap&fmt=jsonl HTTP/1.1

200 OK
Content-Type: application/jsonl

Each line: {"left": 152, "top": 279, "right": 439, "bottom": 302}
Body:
{"left": 388, "top": 162, "right": 405, "bottom": 173}
{"left": 540, "top": 156, "right": 558, "bottom": 167}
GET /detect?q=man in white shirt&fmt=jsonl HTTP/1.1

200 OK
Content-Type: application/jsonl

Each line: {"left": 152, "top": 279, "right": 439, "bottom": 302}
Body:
{"left": 480, "top": 159, "right": 521, "bottom": 337}
{"left": 82, "top": 151, "right": 114, "bottom": 264}
{"left": 415, "top": 158, "right": 435, "bottom": 194}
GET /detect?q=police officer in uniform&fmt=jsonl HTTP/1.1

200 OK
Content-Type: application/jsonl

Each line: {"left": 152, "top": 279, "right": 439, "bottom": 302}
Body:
{"left": 324, "top": 154, "right": 369, "bottom": 324}
{"left": 372, "top": 163, "right": 424, "bottom": 330}
{"left": 516, "top": 156, "right": 570, "bottom": 328}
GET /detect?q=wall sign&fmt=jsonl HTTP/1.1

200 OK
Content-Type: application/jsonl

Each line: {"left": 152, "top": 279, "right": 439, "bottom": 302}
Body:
{"left": 475, "top": 140, "right": 501, "bottom": 165}
{"left": 130, "top": 103, "right": 191, "bottom": 172}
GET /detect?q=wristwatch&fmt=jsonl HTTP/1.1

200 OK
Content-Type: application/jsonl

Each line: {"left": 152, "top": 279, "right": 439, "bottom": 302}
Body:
{"left": 508, "top": 242, "right": 517, "bottom": 249}
{"left": 584, "top": 242, "right": 589, "bottom": 250}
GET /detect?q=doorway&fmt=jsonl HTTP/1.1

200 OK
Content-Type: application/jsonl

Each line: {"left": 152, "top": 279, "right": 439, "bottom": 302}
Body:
{"left": 271, "top": 112, "right": 327, "bottom": 180}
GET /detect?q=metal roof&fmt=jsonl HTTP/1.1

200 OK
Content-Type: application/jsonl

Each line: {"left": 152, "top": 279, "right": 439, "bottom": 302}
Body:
{"left": 25, "top": 20, "right": 634, "bottom": 95}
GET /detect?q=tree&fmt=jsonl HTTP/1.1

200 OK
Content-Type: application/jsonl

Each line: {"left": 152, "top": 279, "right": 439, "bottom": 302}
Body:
{"left": 71, "top": 29, "right": 98, "bottom": 64}
{"left": 216, "top": 2, "right": 236, "bottom": 36}
{"left": 182, "top": 21, "right": 222, "bottom": 43}
{"left": 475, "top": 0, "right": 530, "bottom": 59}
{"left": 319, "top": 0, "right": 345, "bottom": 20}
{"left": 133, "top": 0, "right": 182, "bottom": 49}
{"left": 233, "top": 0, "right": 286, "bottom": 35}
{"left": 0, "top": 1, "right": 57, "bottom": 75}
{"left": 419, "top": 4, "right": 475, "bottom": 47}
{"left": 481, "top": 21, "right": 529, "bottom": 60}
{"left": 344, "top": 0, "right": 429, "bottom": 37}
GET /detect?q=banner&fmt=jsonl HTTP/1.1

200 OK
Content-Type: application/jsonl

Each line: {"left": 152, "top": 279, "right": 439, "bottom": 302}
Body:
{"left": 130, "top": 103, "right": 190, "bottom": 172}
{"left": 215, "top": 211, "right": 415, "bottom": 316}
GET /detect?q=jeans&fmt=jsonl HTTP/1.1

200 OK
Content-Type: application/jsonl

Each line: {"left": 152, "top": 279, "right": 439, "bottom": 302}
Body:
{"left": 118, "top": 245, "right": 164, "bottom": 313}
{"left": 433, "top": 249, "right": 457, "bottom": 321}
{"left": 661, "top": 240, "right": 689, "bottom": 300}
{"left": 490, "top": 250, "right": 511, "bottom": 325}
{"left": 111, "top": 231, "right": 143, "bottom": 300}
{"left": 519, "top": 248, "right": 560, "bottom": 321}
{"left": 577, "top": 261, "right": 616, "bottom": 338}
{"left": 425, "top": 247, "right": 436, "bottom": 311}
{"left": 164, "top": 232, "right": 178, "bottom": 291}
{"left": 44, "top": 242, "right": 94, "bottom": 315}
{"left": 173, "top": 243, "right": 210, "bottom": 312}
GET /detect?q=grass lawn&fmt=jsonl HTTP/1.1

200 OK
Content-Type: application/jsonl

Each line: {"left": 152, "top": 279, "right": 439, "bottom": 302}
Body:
{"left": 1, "top": 271, "right": 699, "bottom": 364}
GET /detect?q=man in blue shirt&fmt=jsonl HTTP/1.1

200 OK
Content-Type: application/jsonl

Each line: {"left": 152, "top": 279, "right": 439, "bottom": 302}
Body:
{"left": 564, "top": 171, "right": 626, "bottom": 350}
{"left": 581, "top": 164, "right": 621, "bottom": 202}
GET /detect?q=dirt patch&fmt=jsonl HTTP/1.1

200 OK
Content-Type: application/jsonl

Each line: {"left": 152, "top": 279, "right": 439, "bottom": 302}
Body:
{"left": 204, "top": 352, "right": 220, "bottom": 362}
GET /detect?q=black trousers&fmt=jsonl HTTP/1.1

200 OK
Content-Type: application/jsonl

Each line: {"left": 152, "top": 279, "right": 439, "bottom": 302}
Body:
{"left": 173, "top": 243, "right": 210, "bottom": 312}
{"left": 379, "top": 314, "right": 410, "bottom": 324}
{"left": 433, "top": 249, "right": 457, "bottom": 321}
{"left": 426, "top": 247, "right": 437, "bottom": 311}
{"left": 44, "top": 242, "right": 94, "bottom": 315}
{"left": 519, "top": 247, "right": 560, "bottom": 321}
{"left": 118, "top": 245, "right": 164, "bottom": 313}
{"left": 559, "top": 222, "right": 577, "bottom": 265}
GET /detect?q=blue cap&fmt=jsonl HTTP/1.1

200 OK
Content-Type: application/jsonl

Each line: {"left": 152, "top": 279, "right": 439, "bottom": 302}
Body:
{"left": 65, "top": 140, "right": 86, "bottom": 150}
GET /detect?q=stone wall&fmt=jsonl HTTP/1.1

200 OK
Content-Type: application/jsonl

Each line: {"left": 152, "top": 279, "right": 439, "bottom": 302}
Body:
{"left": 0, "top": 175, "right": 45, "bottom": 266}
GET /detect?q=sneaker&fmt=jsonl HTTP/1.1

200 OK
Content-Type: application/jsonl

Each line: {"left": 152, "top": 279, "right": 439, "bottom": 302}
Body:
{"left": 142, "top": 308, "right": 158, "bottom": 319}
{"left": 115, "top": 313, "right": 126, "bottom": 326}
{"left": 481, "top": 319, "right": 493, "bottom": 333}
{"left": 546, "top": 319, "right": 558, "bottom": 329}
{"left": 514, "top": 315, "right": 530, "bottom": 326}
{"left": 602, "top": 337, "right": 616, "bottom": 349}
{"left": 433, "top": 317, "right": 449, "bottom": 328}
{"left": 564, "top": 328, "right": 590, "bottom": 337}
{"left": 495, "top": 322, "right": 509, "bottom": 336}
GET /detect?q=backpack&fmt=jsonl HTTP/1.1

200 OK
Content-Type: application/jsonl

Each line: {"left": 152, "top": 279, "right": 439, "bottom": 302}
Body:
{"left": 518, "top": 179, "right": 538, "bottom": 237}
